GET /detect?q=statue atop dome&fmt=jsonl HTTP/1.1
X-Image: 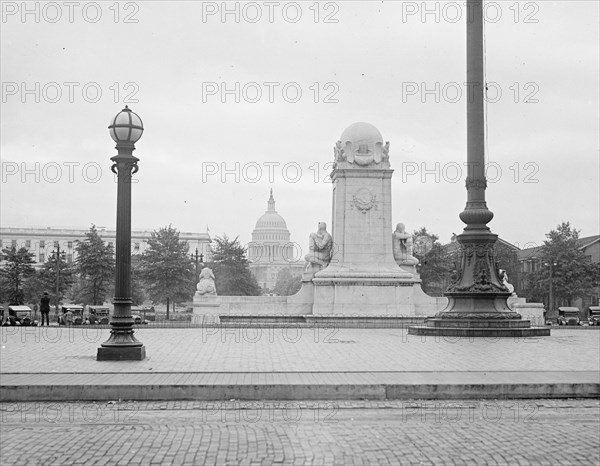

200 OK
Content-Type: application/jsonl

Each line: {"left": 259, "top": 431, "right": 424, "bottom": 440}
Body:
{"left": 333, "top": 122, "right": 391, "bottom": 169}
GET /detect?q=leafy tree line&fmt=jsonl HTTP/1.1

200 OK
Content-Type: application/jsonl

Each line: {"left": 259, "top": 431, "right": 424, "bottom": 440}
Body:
{"left": 6, "top": 221, "right": 592, "bottom": 311}
{"left": 525, "top": 222, "right": 600, "bottom": 309}
{"left": 0, "top": 225, "right": 261, "bottom": 315}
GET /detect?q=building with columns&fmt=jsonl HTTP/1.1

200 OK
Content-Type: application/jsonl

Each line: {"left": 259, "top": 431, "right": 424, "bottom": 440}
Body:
{"left": 0, "top": 226, "right": 211, "bottom": 267}
{"left": 248, "top": 190, "right": 304, "bottom": 291}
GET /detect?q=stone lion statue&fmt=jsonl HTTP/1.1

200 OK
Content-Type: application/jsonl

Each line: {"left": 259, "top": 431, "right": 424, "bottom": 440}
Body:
{"left": 196, "top": 267, "right": 217, "bottom": 296}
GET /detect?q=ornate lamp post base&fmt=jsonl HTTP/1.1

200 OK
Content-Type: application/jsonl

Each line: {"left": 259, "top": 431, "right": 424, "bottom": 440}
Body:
{"left": 98, "top": 302, "right": 146, "bottom": 361}
{"left": 97, "top": 346, "right": 146, "bottom": 361}
{"left": 408, "top": 231, "right": 550, "bottom": 337}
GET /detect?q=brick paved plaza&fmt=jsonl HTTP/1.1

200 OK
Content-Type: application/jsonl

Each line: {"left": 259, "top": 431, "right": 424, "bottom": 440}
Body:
{"left": 1, "top": 327, "right": 599, "bottom": 464}
{"left": 1, "top": 327, "right": 598, "bottom": 373}
{"left": 1, "top": 400, "right": 599, "bottom": 465}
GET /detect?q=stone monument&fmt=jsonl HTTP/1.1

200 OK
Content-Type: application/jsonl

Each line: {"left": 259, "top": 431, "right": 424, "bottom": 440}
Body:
{"left": 311, "top": 122, "right": 443, "bottom": 315}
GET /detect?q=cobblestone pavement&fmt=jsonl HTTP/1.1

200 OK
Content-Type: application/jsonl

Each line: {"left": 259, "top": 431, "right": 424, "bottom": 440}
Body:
{"left": 1, "top": 400, "right": 598, "bottom": 465}
{"left": 1, "top": 328, "right": 598, "bottom": 373}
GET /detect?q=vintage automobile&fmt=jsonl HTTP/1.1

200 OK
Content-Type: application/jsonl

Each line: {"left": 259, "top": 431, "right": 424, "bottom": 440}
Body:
{"left": 557, "top": 307, "right": 581, "bottom": 326}
{"left": 588, "top": 306, "right": 600, "bottom": 326}
{"left": 88, "top": 306, "right": 111, "bottom": 324}
{"left": 60, "top": 305, "right": 84, "bottom": 325}
{"left": 131, "top": 306, "right": 154, "bottom": 324}
{"left": 4, "top": 305, "right": 38, "bottom": 326}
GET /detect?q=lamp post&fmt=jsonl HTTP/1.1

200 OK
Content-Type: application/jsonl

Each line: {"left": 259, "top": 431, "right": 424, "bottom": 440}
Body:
{"left": 97, "top": 106, "right": 146, "bottom": 361}
{"left": 544, "top": 261, "right": 557, "bottom": 321}
{"left": 408, "top": 0, "right": 549, "bottom": 337}
{"left": 50, "top": 244, "right": 66, "bottom": 312}
{"left": 190, "top": 248, "right": 204, "bottom": 283}
{"left": 431, "top": 0, "right": 514, "bottom": 317}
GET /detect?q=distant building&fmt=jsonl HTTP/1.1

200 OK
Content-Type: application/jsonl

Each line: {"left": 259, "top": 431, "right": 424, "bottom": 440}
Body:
{"left": 0, "top": 226, "right": 211, "bottom": 267}
{"left": 248, "top": 190, "right": 304, "bottom": 291}
{"left": 517, "top": 235, "right": 600, "bottom": 314}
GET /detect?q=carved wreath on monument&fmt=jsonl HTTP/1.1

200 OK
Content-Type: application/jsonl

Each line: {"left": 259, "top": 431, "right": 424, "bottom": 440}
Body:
{"left": 352, "top": 188, "right": 377, "bottom": 213}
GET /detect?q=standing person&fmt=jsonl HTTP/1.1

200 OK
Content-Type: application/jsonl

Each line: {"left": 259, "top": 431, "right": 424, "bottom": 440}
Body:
{"left": 40, "top": 292, "right": 51, "bottom": 326}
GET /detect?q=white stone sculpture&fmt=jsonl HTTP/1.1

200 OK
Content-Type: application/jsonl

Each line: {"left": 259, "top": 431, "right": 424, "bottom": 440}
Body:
{"left": 196, "top": 267, "right": 217, "bottom": 296}
{"left": 499, "top": 269, "right": 516, "bottom": 296}
{"left": 393, "top": 223, "right": 419, "bottom": 267}
{"left": 304, "top": 222, "right": 333, "bottom": 274}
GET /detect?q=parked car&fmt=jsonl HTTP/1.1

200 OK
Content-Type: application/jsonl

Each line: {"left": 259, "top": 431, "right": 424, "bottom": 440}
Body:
{"left": 60, "top": 305, "right": 84, "bottom": 325}
{"left": 4, "top": 305, "right": 37, "bottom": 326}
{"left": 557, "top": 307, "right": 581, "bottom": 326}
{"left": 131, "top": 306, "right": 155, "bottom": 323}
{"left": 88, "top": 306, "right": 111, "bottom": 324}
{"left": 588, "top": 306, "right": 600, "bottom": 326}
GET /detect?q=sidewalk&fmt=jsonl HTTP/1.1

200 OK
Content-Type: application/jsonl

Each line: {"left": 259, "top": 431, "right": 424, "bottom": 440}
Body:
{"left": 1, "top": 327, "right": 598, "bottom": 401}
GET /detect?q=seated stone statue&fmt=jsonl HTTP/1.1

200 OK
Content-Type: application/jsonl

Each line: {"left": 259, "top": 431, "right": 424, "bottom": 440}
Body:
{"left": 304, "top": 222, "right": 333, "bottom": 273}
{"left": 196, "top": 267, "right": 217, "bottom": 296}
{"left": 499, "top": 269, "right": 516, "bottom": 296}
{"left": 392, "top": 223, "right": 419, "bottom": 267}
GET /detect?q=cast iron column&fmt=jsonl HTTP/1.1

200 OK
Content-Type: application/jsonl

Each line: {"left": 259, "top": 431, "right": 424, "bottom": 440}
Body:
{"left": 97, "top": 108, "right": 146, "bottom": 361}
{"left": 439, "top": 0, "right": 515, "bottom": 318}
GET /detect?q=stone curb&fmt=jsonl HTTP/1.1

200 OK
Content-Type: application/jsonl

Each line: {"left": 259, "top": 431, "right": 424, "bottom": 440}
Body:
{"left": 2, "top": 371, "right": 598, "bottom": 402}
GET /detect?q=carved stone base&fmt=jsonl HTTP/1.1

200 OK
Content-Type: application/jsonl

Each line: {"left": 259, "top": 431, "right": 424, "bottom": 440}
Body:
{"left": 407, "top": 293, "right": 551, "bottom": 337}
{"left": 97, "top": 345, "right": 146, "bottom": 361}
{"left": 407, "top": 325, "right": 550, "bottom": 338}
{"left": 311, "top": 278, "right": 440, "bottom": 316}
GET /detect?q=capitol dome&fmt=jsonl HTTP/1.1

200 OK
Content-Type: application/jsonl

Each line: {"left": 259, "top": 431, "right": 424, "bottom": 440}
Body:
{"left": 340, "top": 122, "right": 383, "bottom": 147}
{"left": 251, "top": 190, "right": 290, "bottom": 243}
{"left": 248, "top": 190, "right": 304, "bottom": 291}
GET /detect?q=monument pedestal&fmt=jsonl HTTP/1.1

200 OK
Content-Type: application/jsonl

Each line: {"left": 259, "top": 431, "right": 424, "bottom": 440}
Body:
{"left": 312, "top": 278, "right": 425, "bottom": 315}
{"left": 193, "top": 294, "right": 221, "bottom": 325}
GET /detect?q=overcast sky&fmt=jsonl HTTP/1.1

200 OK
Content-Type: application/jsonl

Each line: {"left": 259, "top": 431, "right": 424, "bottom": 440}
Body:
{"left": 1, "top": 1, "right": 598, "bottom": 253}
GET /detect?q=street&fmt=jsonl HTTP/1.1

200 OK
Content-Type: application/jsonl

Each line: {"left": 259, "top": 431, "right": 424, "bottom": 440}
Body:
{"left": 1, "top": 400, "right": 598, "bottom": 465}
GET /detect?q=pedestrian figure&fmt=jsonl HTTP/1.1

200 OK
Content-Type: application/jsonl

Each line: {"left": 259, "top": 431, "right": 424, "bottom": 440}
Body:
{"left": 40, "top": 292, "right": 51, "bottom": 326}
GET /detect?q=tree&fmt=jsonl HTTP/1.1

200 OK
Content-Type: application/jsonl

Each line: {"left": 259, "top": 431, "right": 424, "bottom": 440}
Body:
{"left": 36, "top": 253, "right": 75, "bottom": 309}
{"left": 0, "top": 246, "right": 36, "bottom": 305}
{"left": 140, "top": 225, "right": 195, "bottom": 317}
{"left": 209, "top": 235, "right": 261, "bottom": 296}
{"left": 526, "top": 222, "right": 600, "bottom": 308}
{"left": 74, "top": 225, "right": 115, "bottom": 305}
{"left": 412, "top": 227, "right": 454, "bottom": 296}
{"left": 273, "top": 268, "right": 302, "bottom": 296}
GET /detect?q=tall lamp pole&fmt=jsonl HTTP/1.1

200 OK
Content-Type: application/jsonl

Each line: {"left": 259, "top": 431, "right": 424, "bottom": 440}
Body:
{"left": 190, "top": 248, "right": 204, "bottom": 283}
{"left": 545, "top": 261, "right": 557, "bottom": 321}
{"left": 409, "top": 0, "right": 549, "bottom": 337}
{"left": 97, "top": 106, "right": 146, "bottom": 361}
{"left": 51, "top": 244, "right": 65, "bottom": 312}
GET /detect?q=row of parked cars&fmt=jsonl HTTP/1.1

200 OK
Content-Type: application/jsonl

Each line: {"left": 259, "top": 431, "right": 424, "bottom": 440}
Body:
{"left": 1, "top": 305, "right": 156, "bottom": 326}
{"left": 58, "top": 305, "right": 156, "bottom": 325}
{"left": 552, "top": 306, "right": 600, "bottom": 326}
